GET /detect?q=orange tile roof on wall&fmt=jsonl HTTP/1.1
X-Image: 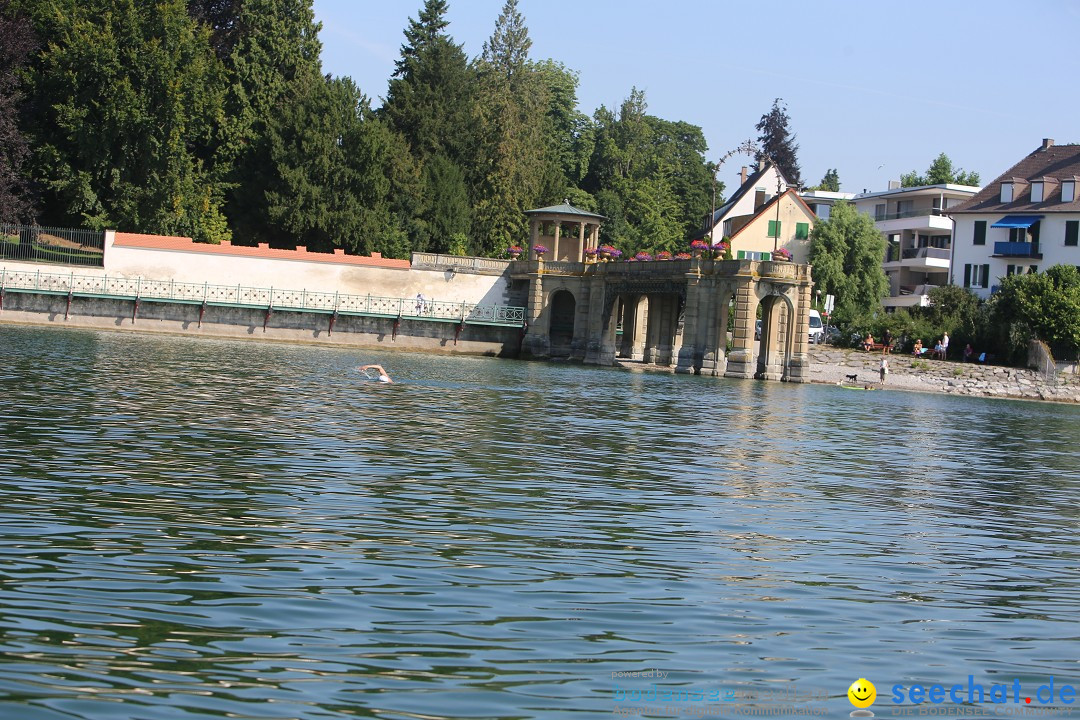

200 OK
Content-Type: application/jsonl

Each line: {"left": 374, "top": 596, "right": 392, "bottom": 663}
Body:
{"left": 112, "top": 233, "right": 411, "bottom": 269}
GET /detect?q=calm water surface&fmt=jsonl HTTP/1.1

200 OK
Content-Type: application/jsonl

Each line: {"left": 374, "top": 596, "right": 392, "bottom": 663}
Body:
{"left": 0, "top": 326, "right": 1078, "bottom": 719}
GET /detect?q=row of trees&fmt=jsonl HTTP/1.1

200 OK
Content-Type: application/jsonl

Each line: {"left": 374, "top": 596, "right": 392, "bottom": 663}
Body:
{"left": 2, "top": 0, "right": 816, "bottom": 259}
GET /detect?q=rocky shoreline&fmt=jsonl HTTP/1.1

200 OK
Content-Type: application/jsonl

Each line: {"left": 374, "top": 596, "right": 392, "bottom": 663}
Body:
{"left": 616, "top": 348, "right": 1080, "bottom": 404}
{"left": 808, "top": 347, "right": 1080, "bottom": 403}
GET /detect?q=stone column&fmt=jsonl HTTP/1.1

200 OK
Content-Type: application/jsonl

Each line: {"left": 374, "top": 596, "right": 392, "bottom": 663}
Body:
{"left": 785, "top": 281, "right": 813, "bottom": 382}
{"left": 553, "top": 222, "right": 561, "bottom": 261}
{"left": 618, "top": 295, "right": 635, "bottom": 358}
{"left": 578, "top": 222, "right": 586, "bottom": 262}
{"left": 675, "top": 278, "right": 703, "bottom": 374}
{"left": 530, "top": 219, "right": 539, "bottom": 248}
{"left": 655, "top": 296, "right": 676, "bottom": 366}
{"left": 642, "top": 294, "right": 660, "bottom": 364}
{"left": 520, "top": 272, "right": 549, "bottom": 358}
{"left": 629, "top": 296, "right": 647, "bottom": 361}
{"left": 724, "top": 281, "right": 758, "bottom": 379}
{"left": 583, "top": 273, "right": 609, "bottom": 365}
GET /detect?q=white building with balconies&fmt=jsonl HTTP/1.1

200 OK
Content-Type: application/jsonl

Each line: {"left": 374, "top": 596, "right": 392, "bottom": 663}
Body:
{"left": 853, "top": 182, "right": 980, "bottom": 308}
{"left": 947, "top": 139, "right": 1080, "bottom": 299}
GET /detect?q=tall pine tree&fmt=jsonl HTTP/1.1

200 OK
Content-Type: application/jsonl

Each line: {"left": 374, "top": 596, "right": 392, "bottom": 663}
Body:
{"left": 755, "top": 98, "right": 803, "bottom": 188}
{"left": 470, "top": 0, "right": 552, "bottom": 255}
{"left": 381, "top": 0, "right": 473, "bottom": 253}
{"left": 224, "top": 0, "right": 324, "bottom": 245}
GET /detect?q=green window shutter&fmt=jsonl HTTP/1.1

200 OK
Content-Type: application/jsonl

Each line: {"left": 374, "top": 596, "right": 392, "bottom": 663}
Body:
{"left": 963, "top": 264, "right": 971, "bottom": 287}
{"left": 974, "top": 221, "right": 986, "bottom": 245}
{"left": 1066, "top": 221, "right": 1079, "bottom": 246}
{"left": 984, "top": 264, "right": 991, "bottom": 285}
{"left": 768, "top": 220, "right": 780, "bottom": 238}
{"left": 737, "top": 250, "right": 745, "bottom": 259}
{"left": 796, "top": 222, "right": 809, "bottom": 240}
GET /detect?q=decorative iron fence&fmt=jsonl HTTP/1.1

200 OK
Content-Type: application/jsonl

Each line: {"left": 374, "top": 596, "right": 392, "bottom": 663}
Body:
{"left": 0, "top": 224, "right": 105, "bottom": 267}
{"left": 0, "top": 268, "right": 525, "bottom": 326}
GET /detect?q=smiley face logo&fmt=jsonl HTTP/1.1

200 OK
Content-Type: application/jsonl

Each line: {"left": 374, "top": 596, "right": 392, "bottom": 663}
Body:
{"left": 848, "top": 678, "right": 876, "bottom": 708}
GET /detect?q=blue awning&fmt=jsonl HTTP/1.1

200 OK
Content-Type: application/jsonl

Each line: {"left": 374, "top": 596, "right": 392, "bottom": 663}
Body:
{"left": 991, "top": 215, "right": 1043, "bottom": 229}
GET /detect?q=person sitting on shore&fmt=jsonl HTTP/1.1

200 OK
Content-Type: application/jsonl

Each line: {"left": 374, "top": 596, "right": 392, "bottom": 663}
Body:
{"left": 359, "top": 364, "right": 393, "bottom": 383}
{"left": 964, "top": 343, "right": 974, "bottom": 362}
{"left": 913, "top": 339, "right": 924, "bottom": 356}
{"left": 933, "top": 341, "right": 945, "bottom": 360}
{"left": 862, "top": 333, "right": 875, "bottom": 352}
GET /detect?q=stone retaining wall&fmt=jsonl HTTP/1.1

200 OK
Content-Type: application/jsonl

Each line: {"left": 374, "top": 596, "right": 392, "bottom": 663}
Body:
{"left": 808, "top": 347, "right": 1080, "bottom": 403}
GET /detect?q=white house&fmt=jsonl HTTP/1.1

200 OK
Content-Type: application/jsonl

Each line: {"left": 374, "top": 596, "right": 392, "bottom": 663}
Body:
{"left": 853, "top": 182, "right": 979, "bottom": 308}
{"left": 701, "top": 161, "right": 789, "bottom": 241}
{"left": 947, "top": 139, "right": 1080, "bottom": 299}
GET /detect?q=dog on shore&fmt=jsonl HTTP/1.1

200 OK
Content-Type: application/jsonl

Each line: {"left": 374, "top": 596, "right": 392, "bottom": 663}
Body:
{"left": 845, "top": 374, "right": 858, "bottom": 384}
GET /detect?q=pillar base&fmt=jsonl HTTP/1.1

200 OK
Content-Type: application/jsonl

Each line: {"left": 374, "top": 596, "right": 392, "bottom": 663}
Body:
{"left": 724, "top": 349, "right": 755, "bottom": 379}
{"left": 674, "top": 346, "right": 698, "bottom": 374}
{"left": 784, "top": 354, "right": 810, "bottom": 383}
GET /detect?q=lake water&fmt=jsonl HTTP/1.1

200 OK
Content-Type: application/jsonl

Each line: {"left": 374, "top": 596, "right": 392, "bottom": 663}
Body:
{"left": 1, "top": 325, "right": 1078, "bottom": 719}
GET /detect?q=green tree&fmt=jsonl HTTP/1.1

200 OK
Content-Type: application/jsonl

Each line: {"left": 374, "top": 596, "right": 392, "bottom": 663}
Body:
{"left": 992, "top": 265, "right": 1080, "bottom": 359}
{"left": 0, "top": 1, "right": 37, "bottom": 223}
{"left": 808, "top": 200, "right": 888, "bottom": 319}
{"left": 581, "top": 89, "right": 709, "bottom": 254}
{"left": 23, "top": 0, "right": 233, "bottom": 242}
{"left": 534, "top": 59, "right": 593, "bottom": 191}
{"left": 224, "top": 0, "right": 325, "bottom": 245}
{"left": 381, "top": 0, "right": 474, "bottom": 253}
{"left": 810, "top": 168, "right": 840, "bottom": 192}
{"left": 382, "top": 0, "right": 473, "bottom": 164}
{"left": 263, "top": 75, "right": 408, "bottom": 256}
{"left": 470, "top": 0, "right": 553, "bottom": 255}
{"left": 755, "top": 98, "right": 802, "bottom": 188}
{"left": 901, "top": 152, "right": 980, "bottom": 187}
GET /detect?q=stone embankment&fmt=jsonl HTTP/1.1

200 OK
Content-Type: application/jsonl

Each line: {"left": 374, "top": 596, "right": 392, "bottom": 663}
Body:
{"left": 808, "top": 347, "right": 1080, "bottom": 404}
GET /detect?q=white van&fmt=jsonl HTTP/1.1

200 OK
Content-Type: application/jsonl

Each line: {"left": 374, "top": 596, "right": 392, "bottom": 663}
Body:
{"left": 808, "top": 310, "right": 824, "bottom": 344}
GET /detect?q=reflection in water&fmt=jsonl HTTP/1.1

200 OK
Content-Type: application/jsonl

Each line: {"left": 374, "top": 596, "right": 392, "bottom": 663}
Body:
{"left": 0, "top": 325, "right": 1078, "bottom": 719}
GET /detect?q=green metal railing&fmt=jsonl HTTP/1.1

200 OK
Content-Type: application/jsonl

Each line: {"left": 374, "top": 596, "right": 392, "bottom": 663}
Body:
{"left": 0, "top": 268, "right": 525, "bottom": 326}
{"left": 0, "top": 224, "right": 105, "bottom": 267}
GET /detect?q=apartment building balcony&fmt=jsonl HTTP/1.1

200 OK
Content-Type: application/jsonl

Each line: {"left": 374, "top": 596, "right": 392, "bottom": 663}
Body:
{"left": 993, "top": 241, "right": 1042, "bottom": 258}
{"left": 875, "top": 210, "right": 954, "bottom": 234}
{"left": 884, "top": 246, "right": 951, "bottom": 271}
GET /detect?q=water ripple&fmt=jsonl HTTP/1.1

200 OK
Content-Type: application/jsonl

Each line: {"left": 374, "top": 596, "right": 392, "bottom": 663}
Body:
{"left": 0, "top": 326, "right": 1078, "bottom": 719}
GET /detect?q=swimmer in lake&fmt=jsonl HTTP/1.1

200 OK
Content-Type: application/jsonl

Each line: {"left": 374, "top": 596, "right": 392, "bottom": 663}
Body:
{"left": 359, "top": 364, "right": 393, "bottom": 383}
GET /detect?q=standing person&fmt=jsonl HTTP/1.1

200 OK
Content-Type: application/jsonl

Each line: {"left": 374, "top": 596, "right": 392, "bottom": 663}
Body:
{"left": 415, "top": 293, "right": 425, "bottom": 315}
{"left": 942, "top": 332, "right": 950, "bottom": 359}
{"left": 880, "top": 356, "right": 889, "bottom": 384}
{"left": 882, "top": 328, "right": 893, "bottom": 355}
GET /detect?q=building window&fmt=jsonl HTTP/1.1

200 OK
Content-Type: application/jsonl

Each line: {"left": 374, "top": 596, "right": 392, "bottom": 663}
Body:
{"left": 1009, "top": 227, "right": 1027, "bottom": 243}
{"left": 1067, "top": 220, "right": 1079, "bottom": 246}
{"left": 1029, "top": 265, "right": 1038, "bottom": 274}
{"left": 874, "top": 203, "right": 886, "bottom": 221}
{"left": 1063, "top": 181, "right": 1075, "bottom": 203}
{"left": 964, "top": 263, "right": 991, "bottom": 288}
{"left": 795, "top": 222, "right": 809, "bottom": 240}
{"left": 973, "top": 220, "right": 986, "bottom": 245}
{"left": 1001, "top": 183, "right": 1013, "bottom": 203}
{"left": 1031, "top": 182, "right": 1044, "bottom": 202}
{"left": 767, "top": 220, "right": 781, "bottom": 238}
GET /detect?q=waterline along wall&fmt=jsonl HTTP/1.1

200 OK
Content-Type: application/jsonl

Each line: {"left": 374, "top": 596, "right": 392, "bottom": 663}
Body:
{"left": 0, "top": 232, "right": 528, "bottom": 355}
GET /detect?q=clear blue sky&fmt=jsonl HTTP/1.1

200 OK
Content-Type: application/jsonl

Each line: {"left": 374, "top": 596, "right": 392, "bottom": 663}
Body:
{"left": 313, "top": 0, "right": 1078, "bottom": 194}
